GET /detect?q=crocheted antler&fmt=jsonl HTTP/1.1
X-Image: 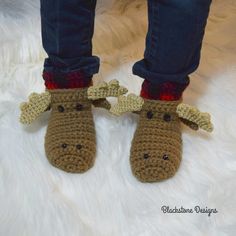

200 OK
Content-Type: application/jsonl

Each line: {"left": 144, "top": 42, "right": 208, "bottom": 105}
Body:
{"left": 87, "top": 79, "right": 128, "bottom": 100}
{"left": 91, "top": 98, "right": 111, "bottom": 110}
{"left": 110, "top": 94, "right": 144, "bottom": 115}
{"left": 19, "top": 80, "right": 127, "bottom": 124}
{"left": 176, "top": 104, "right": 213, "bottom": 132}
{"left": 88, "top": 79, "right": 128, "bottom": 110}
{"left": 110, "top": 94, "right": 213, "bottom": 132}
{"left": 20, "top": 92, "right": 51, "bottom": 124}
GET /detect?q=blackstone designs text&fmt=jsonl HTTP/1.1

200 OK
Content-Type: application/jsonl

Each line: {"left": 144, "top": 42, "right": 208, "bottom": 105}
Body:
{"left": 161, "top": 206, "right": 218, "bottom": 217}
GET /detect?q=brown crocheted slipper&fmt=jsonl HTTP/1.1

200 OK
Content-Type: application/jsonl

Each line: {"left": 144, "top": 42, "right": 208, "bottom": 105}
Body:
{"left": 19, "top": 79, "right": 128, "bottom": 173}
{"left": 110, "top": 93, "right": 213, "bottom": 183}
{"left": 44, "top": 88, "right": 96, "bottom": 173}
{"left": 130, "top": 99, "right": 182, "bottom": 182}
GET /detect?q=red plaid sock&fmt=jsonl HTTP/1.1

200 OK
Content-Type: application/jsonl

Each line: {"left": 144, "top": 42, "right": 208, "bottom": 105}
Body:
{"left": 43, "top": 70, "right": 93, "bottom": 89}
{"left": 140, "top": 79, "right": 190, "bottom": 101}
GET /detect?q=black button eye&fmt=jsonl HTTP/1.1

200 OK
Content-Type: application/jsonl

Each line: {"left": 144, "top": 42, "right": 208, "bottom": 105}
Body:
{"left": 76, "top": 144, "right": 82, "bottom": 150}
{"left": 76, "top": 103, "right": 83, "bottom": 111}
{"left": 163, "top": 113, "right": 171, "bottom": 122}
{"left": 163, "top": 154, "right": 169, "bottom": 160}
{"left": 146, "top": 111, "right": 154, "bottom": 119}
{"left": 143, "top": 153, "right": 150, "bottom": 159}
{"left": 58, "top": 105, "right": 65, "bottom": 112}
{"left": 61, "top": 143, "right": 67, "bottom": 149}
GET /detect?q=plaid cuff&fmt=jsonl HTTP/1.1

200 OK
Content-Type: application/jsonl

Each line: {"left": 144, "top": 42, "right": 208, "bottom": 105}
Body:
{"left": 43, "top": 70, "right": 93, "bottom": 89}
{"left": 140, "top": 79, "right": 190, "bottom": 101}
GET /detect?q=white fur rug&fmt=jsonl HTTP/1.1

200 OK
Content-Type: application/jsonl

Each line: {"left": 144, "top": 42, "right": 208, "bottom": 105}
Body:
{"left": 0, "top": 0, "right": 236, "bottom": 235}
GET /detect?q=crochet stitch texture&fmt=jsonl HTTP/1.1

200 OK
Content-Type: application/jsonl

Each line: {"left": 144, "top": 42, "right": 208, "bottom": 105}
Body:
{"left": 45, "top": 88, "right": 96, "bottom": 173}
{"left": 130, "top": 99, "right": 182, "bottom": 182}
{"left": 20, "top": 92, "right": 51, "bottom": 124}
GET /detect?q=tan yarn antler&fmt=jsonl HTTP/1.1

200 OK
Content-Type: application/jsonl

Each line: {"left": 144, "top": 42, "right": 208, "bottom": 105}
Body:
{"left": 176, "top": 103, "right": 213, "bottom": 132}
{"left": 87, "top": 79, "right": 128, "bottom": 100}
{"left": 110, "top": 93, "right": 213, "bottom": 132}
{"left": 20, "top": 92, "right": 51, "bottom": 124}
{"left": 19, "top": 80, "right": 126, "bottom": 124}
{"left": 110, "top": 94, "right": 144, "bottom": 116}
{"left": 19, "top": 80, "right": 127, "bottom": 124}
{"left": 92, "top": 99, "right": 111, "bottom": 110}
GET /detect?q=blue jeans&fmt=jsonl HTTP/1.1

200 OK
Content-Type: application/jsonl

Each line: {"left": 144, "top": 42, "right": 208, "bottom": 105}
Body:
{"left": 40, "top": 0, "right": 212, "bottom": 85}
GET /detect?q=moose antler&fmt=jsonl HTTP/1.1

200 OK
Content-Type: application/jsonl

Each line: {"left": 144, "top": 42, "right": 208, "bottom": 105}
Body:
{"left": 19, "top": 80, "right": 127, "bottom": 124}
{"left": 176, "top": 103, "right": 213, "bottom": 132}
{"left": 110, "top": 94, "right": 144, "bottom": 116}
{"left": 92, "top": 99, "right": 111, "bottom": 110}
{"left": 19, "top": 80, "right": 213, "bottom": 133}
{"left": 20, "top": 91, "right": 51, "bottom": 124}
{"left": 110, "top": 93, "right": 213, "bottom": 133}
{"left": 87, "top": 79, "right": 128, "bottom": 100}
{"left": 19, "top": 80, "right": 126, "bottom": 124}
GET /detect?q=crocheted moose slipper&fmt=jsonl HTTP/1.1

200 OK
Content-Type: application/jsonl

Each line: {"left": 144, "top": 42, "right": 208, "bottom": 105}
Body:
{"left": 110, "top": 94, "right": 213, "bottom": 182}
{"left": 20, "top": 80, "right": 128, "bottom": 173}
{"left": 44, "top": 88, "right": 96, "bottom": 173}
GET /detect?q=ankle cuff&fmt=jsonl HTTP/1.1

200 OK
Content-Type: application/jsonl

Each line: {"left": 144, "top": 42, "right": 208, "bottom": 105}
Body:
{"left": 43, "top": 70, "right": 92, "bottom": 89}
{"left": 140, "top": 78, "right": 190, "bottom": 101}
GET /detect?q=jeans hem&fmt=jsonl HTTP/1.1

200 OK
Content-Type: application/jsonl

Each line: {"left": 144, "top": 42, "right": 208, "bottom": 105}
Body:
{"left": 43, "top": 56, "right": 100, "bottom": 77}
{"left": 132, "top": 59, "right": 192, "bottom": 85}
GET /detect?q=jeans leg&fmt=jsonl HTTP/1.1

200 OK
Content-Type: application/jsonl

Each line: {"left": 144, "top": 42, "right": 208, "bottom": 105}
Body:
{"left": 133, "top": 0, "right": 212, "bottom": 85}
{"left": 40, "top": 0, "right": 99, "bottom": 88}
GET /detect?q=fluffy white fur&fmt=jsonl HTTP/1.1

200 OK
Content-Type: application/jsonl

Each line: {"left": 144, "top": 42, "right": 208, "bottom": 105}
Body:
{"left": 0, "top": 0, "right": 236, "bottom": 235}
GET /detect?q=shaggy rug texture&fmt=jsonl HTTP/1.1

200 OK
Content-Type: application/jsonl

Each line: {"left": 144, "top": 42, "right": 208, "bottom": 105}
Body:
{"left": 0, "top": 0, "right": 236, "bottom": 235}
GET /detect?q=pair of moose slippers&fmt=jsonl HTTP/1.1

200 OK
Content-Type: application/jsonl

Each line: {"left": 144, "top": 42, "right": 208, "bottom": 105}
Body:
{"left": 20, "top": 80, "right": 213, "bottom": 182}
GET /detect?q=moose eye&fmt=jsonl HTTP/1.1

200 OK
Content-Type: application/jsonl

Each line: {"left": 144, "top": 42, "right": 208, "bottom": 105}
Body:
{"left": 58, "top": 105, "right": 65, "bottom": 112}
{"left": 143, "top": 153, "right": 150, "bottom": 159}
{"left": 61, "top": 143, "right": 67, "bottom": 149}
{"left": 163, "top": 113, "right": 171, "bottom": 122}
{"left": 76, "top": 144, "right": 82, "bottom": 150}
{"left": 163, "top": 154, "right": 169, "bottom": 160}
{"left": 76, "top": 104, "right": 83, "bottom": 111}
{"left": 146, "top": 111, "right": 154, "bottom": 119}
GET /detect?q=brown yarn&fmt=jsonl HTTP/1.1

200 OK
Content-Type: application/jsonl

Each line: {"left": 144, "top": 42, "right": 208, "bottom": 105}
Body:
{"left": 130, "top": 99, "right": 182, "bottom": 182}
{"left": 92, "top": 98, "right": 111, "bottom": 110}
{"left": 45, "top": 88, "right": 96, "bottom": 173}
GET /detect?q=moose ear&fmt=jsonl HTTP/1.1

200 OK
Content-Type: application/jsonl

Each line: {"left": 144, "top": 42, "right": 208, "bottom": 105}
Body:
{"left": 20, "top": 91, "right": 51, "bottom": 125}
{"left": 176, "top": 103, "right": 213, "bottom": 132}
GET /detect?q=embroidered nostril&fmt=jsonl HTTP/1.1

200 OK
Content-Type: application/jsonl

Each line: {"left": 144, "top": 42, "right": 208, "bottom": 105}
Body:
{"left": 76, "top": 144, "right": 82, "bottom": 150}
{"left": 163, "top": 154, "right": 169, "bottom": 160}
{"left": 146, "top": 111, "right": 154, "bottom": 119}
{"left": 143, "top": 153, "right": 150, "bottom": 159}
{"left": 58, "top": 105, "right": 65, "bottom": 112}
{"left": 76, "top": 103, "right": 83, "bottom": 111}
{"left": 61, "top": 143, "right": 68, "bottom": 149}
{"left": 163, "top": 113, "right": 171, "bottom": 122}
